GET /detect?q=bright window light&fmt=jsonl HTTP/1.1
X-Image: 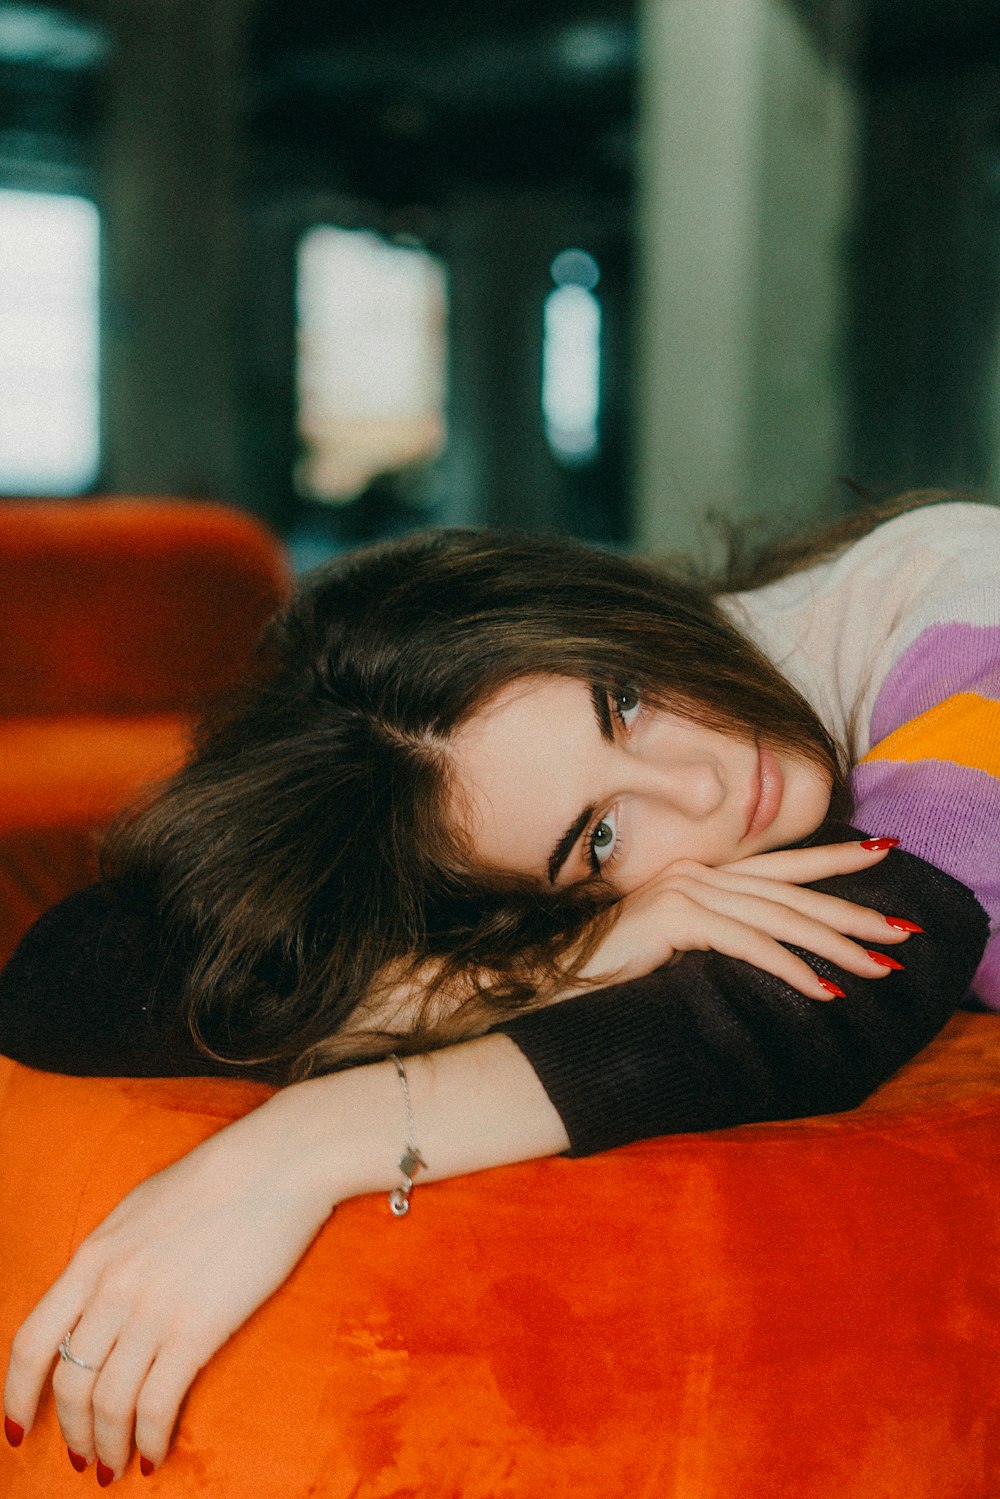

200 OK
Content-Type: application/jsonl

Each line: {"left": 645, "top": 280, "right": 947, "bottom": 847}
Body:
{"left": 543, "top": 249, "right": 601, "bottom": 464}
{"left": 296, "top": 227, "right": 448, "bottom": 503}
{"left": 0, "top": 189, "right": 100, "bottom": 493}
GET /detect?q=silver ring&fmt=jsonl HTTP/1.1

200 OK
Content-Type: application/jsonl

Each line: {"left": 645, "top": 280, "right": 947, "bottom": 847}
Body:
{"left": 58, "top": 1331, "right": 102, "bottom": 1373}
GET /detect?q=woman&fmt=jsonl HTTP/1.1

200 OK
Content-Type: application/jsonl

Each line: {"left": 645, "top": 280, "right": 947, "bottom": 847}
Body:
{"left": 2, "top": 495, "right": 996, "bottom": 1481}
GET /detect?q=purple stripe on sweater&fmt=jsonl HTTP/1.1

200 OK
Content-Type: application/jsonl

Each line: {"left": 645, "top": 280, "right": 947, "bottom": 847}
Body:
{"left": 851, "top": 757, "right": 1000, "bottom": 1010}
{"left": 851, "top": 757, "right": 1000, "bottom": 924}
{"left": 869, "top": 622, "right": 1000, "bottom": 745}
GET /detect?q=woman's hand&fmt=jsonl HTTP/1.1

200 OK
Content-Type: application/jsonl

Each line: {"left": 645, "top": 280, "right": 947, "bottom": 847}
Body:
{"left": 574, "top": 838, "right": 916, "bottom": 1002}
{"left": 3, "top": 1083, "right": 342, "bottom": 1480}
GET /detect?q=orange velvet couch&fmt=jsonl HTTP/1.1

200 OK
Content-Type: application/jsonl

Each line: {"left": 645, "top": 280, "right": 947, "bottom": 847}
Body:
{"left": 1, "top": 1011, "right": 998, "bottom": 1498}
{"left": 2, "top": 500, "right": 998, "bottom": 1497}
{"left": 0, "top": 498, "right": 291, "bottom": 967}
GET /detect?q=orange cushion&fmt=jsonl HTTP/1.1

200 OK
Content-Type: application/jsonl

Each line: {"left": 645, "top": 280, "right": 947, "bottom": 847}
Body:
{"left": 0, "top": 497, "right": 291, "bottom": 963}
{"left": 1, "top": 1013, "right": 998, "bottom": 1498}
{"left": 0, "top": 716, "right": 190, "bottom": 834}
{"left": 0, "top": 498, "right": 290, "bottom": 716}
{"left": 0, "top": 716, "right": 192, "bottom": 966}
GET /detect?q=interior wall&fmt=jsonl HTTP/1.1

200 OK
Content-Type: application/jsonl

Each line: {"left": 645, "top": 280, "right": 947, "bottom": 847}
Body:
{"left": 633, "top": 0, "right": 860, "bottom": 563}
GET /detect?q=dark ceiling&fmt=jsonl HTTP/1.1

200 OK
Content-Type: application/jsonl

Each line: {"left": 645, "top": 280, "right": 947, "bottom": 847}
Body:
{"left": 251, "top": 1, "right": 636, "bottom": 200}
{"left": 863, "top": 0, "right": 1000, "bottom": 71}
{"left": 247, "top": 0, "right": 999, "bottom": 199}
{"left": 2, "top": 0, "right": 997, "bottom": 196}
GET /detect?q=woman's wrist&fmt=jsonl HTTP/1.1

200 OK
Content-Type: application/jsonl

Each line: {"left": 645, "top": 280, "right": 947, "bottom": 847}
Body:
{"left": 252, "top": 1066, "right": 402, "bottom": 1213}
{"left": 262, "top": 1035, "right": 570, "bottom": 1215}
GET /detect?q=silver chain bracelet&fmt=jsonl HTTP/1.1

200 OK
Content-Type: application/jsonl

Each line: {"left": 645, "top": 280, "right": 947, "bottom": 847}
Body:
{"left": 387, "top": 1053, "right": 426, "bottom": 1216}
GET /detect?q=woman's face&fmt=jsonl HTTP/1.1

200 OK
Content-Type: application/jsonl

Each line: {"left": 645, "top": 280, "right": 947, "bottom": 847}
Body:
{"left": 448, "top": 675, "right": 833, "bottom": 894}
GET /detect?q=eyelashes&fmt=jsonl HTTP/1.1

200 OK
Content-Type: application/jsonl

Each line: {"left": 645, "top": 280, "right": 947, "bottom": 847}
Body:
{"left": 584, "top": 687, "right": 641, "bottom": 876}
{"left": 588, "top": 806, "right": 620, "bottom": 873}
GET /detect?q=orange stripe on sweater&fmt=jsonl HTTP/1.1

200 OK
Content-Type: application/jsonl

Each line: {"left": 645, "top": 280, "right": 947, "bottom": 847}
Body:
{"left": 861, "top": 692, "right": 1000, "bottom": 776}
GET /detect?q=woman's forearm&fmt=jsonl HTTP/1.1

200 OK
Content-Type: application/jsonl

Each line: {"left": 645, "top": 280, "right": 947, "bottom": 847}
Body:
{"left": 272, "top": 1034, "right": 570, "bottom": 1211}
{"left": 1, "top": 1035, "right": 569, "bottom": 1476}
{"left": 262, "top": 836, "right": 990, "bottom": 1192}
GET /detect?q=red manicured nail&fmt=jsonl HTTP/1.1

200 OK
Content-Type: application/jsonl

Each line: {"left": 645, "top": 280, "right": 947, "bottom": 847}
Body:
{"left": 860, "top": 837, "right": 900, "bottom": 851}
{"left": 140, "top": 1457, "right": 155, "bottom": 1478}
{"left": 885, "top": 917, "right": 923, "bottom": 933}
{"left": 69, "top": 1449, "right": 89, "bottom": 1472}
{"left": 866, "top": 950, "right": 905, "bottom": 970}
{"left": 817, "top": 978, "right": 846, "bottom": 998}
{"left": 96, "top": 1461, "right": 115, "bottom": 1487}
{"left": 4, "top": 1416, "right": 24, "bottom": 1447}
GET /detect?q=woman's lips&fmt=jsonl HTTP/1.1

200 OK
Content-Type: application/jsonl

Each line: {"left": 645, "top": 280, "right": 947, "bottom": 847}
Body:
{"left": 746, "top": 741, "right": 784, "bottom": 837}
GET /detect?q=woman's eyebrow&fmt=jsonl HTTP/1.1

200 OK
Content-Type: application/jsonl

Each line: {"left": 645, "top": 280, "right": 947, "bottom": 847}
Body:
{"left": 546, "top": 686, "right": 613, "bottom": 884}
{"left": 547, "top": 805, "right": 595, "bottom": 885}
{"left": 590, "top": 683, "right": 615, "bottom": 743}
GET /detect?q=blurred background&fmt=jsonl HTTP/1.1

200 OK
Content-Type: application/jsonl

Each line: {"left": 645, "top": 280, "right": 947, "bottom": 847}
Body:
{"left": 1, "top": 0, "right": 999, "bottom": 567}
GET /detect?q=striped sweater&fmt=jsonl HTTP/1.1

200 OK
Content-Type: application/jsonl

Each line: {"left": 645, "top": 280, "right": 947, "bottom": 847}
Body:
{"left": 726, "top": 500, "right": 1000, "bottom": 1008}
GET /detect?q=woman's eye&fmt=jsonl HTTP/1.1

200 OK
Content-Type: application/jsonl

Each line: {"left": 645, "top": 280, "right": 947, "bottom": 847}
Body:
{"left": 589, "top": 808, "right": 619, "bottom": 869}
{"left": 612, "top": 687, "right": 641, "bottom": 730}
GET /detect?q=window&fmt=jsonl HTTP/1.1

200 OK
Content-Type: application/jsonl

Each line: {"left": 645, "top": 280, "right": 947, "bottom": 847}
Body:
{"left": 295, "top": 226, "right": 448, "bottom": 503}
{"left": 542, "top": 247, "right": 602, "bottom": 465}
{"left": 0, "top": 188, "right": 100, "bottom": 493}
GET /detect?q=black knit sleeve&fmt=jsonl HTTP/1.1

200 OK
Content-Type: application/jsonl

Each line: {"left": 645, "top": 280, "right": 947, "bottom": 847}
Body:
{"left": 0, "top": 884, "right": 224, "bottom": 1078}
{"left": 495, "top": 839, "right": 990, "bottom": 1156}
{"left": 3, "top": 841, "right": 990, "bottom": 1149}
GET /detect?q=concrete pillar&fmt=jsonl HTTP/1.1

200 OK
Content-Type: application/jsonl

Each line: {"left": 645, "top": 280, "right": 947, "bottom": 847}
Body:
{"left": 96, "top": 0, "right": 254, "bottom": 503}
{"left": 435, "top": 192, "right": 564, "bottom": 532}
{"left": 634, "top": 0, "right": 859, "bottom": 562}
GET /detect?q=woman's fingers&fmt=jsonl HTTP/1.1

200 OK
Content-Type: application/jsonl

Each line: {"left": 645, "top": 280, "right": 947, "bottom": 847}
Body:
{"left": 8, "top": 1280, "right": 221, "bottom": 1481}
{"left": 721, "top": 838, "right": 899, "bottom": 884}
{"left": 5, "top": 1269, "right": 151, "bottom": 1476}
{"left": 10, "top": 1294, "right": 231, "bottom": 1481}
{"left": 664, "top": 877, "right": 903, "bottom": 992}
{"left": 133, "top": 1349, "right": 204, "bottom": 1474}
{"left": 50, "top": 1326, "right": 115, "bottom": 1467}
{"left": 586, "top": 842, "right": 921, "bottom": 999}
{"left": 648, "top": 898, "right": 842, "bottom": 1000}
{"left": 679, "top": 868, "right": 914, "bottom": 947}
{"left": 4, "top": 1266, "right": 94, "bottom": 1440}
{"left": 13, "top": 1315, "right": 189, "bottom": 1480}
{"left": 87, "top": 1334, "right": 163, "bottom": 1477}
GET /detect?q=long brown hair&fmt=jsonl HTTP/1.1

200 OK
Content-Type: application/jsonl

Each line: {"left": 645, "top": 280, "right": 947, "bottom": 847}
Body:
{"left": 106, "top": 525, "right": 852, "bottom": 1078}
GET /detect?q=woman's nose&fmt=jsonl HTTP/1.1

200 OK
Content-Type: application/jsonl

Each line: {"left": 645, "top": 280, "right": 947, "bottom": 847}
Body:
{"left": 632, "top": 758, "right": 725, "bottom": 818}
